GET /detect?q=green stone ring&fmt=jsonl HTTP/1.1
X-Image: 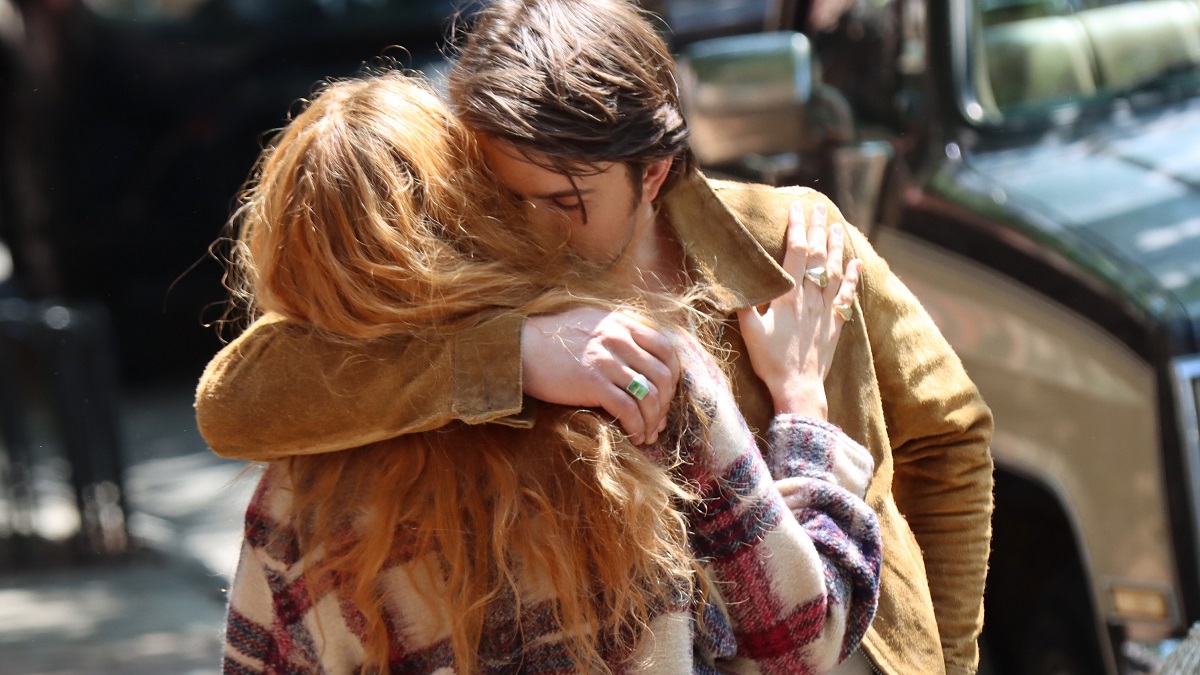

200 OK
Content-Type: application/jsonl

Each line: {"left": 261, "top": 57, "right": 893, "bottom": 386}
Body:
{"left": 626, "top": 373, "right": 651, "bottom": 401}
{"left": 804, "top": 266, "right": 830, "bottom": 289}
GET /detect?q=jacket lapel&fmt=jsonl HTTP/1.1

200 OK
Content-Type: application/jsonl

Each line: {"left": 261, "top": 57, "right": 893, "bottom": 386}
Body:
{"left": 661, "top": 170, "right": 794, "bottom": 311}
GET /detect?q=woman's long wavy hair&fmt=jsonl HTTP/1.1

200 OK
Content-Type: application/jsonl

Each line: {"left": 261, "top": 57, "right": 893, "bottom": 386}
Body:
{"left": 228, "top": 67, "right": 574, "bottom": 338}
{"left": 228, "top": 70, "right": 707, "bottom": 673}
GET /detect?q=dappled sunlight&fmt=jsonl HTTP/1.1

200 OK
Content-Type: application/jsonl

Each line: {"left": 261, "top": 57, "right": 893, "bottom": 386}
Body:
{"left": 0, "top": 563, "right": 226, "bottom": 675}
{"left": 1136, "top": 216, "right": 1200, "bottom": 253}
{"left": 0, "top": 381, "right": 246, "bottom": 672}
{"left": 125, "top": 452, "right": 255, "bottom": 580}
{"left": 0, "top": 584, "right": 120, "bottom": 639}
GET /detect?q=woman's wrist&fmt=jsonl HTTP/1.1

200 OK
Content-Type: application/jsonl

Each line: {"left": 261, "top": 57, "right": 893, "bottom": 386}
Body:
{"left": 769, "top": 382, "right": 828, "bottom": 419}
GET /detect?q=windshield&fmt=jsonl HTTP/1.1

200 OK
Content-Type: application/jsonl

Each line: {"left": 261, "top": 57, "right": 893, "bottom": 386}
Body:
{"left": 968, "top": 0, "right": 1200, "bottom": 122}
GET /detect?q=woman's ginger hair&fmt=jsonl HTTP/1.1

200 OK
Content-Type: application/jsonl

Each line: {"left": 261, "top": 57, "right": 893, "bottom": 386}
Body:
{"left": 229, "top": 68, "right": 573, "bottom": 338}
{"left": 229, "top": 70, "right": 706, "bottom": 673}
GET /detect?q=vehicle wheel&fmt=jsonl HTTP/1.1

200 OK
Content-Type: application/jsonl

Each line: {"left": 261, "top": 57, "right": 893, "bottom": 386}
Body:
{"left": 1017, "top": 578, "right": 1105, "bottom": 675}
{"left": 977, "top": 636, "right": 999, "bottom": 675}
{"left": 1023, "top": 643, "right": 1089, "bottom": 675}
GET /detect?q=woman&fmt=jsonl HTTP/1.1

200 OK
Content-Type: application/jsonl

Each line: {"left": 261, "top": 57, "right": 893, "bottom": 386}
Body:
{"left": 218, "top": 70, "right": 879, "bottom": 674}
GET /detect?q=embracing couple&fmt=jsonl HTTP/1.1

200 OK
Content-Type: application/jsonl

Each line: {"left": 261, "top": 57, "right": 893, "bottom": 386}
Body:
{"left": 200, "top": 1, "right": 994, "bottom": 674}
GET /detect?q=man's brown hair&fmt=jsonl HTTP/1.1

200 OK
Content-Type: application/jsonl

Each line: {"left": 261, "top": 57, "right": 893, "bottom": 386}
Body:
{"left": 448, "top": 0, "right": 695, "bottom": 199}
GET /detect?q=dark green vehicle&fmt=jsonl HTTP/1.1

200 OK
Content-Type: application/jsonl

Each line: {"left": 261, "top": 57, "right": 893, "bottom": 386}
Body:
{"left": 669, "top": 0, "right": 1200, "bottom": 672}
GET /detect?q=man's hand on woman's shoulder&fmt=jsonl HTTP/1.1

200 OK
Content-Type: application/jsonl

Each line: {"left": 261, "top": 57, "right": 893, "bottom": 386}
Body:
{"left": 521, "top": 307, "right": 680, "bottom": 445}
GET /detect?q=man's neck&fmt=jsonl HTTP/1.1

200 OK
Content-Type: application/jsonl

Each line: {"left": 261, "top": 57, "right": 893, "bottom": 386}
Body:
{"left": 619, "top": 208, "right": 688, "bottom": 295}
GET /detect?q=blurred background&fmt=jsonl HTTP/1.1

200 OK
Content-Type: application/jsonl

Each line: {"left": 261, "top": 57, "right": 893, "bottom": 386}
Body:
{"left": 3, "top": 0, "right": 1200, "bottom": 673}
{"left": 0, "top": 1, "right": 476, "bottom": 673}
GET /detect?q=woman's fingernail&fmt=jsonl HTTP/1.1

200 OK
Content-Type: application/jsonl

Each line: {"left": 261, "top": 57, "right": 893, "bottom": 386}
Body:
{"left": 814, "top": 203, "right": 827, "bottom": 218}
{"left": 791, "top": 201, "right": 805, "bottom": 218}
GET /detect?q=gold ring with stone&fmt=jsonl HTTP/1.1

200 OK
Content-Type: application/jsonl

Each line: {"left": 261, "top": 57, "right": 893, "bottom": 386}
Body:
{"left": 833, "top": 303, "right": 853, "bottom": 321}
{"left": 804, "top": 266, "right": 829, "bottom": 289}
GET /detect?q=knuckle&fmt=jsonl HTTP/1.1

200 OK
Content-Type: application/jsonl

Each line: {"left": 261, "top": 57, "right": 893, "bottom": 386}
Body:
{"left": 642, "top": 390, "right": 661, "bottom": 410}
{"left": 617, "top": 402, "right": 641, "bottom": 426}
{"left": 643, "top": 336, "right": 668, "bottom": 356}
{"left": 592, "top": 328, "right": 618, "bottom": 345}
{"left": 648, "top": 361, "right": 671, "bottom": 384}
{"left": 579, "top": 350, "right": 604, "bottom": 371}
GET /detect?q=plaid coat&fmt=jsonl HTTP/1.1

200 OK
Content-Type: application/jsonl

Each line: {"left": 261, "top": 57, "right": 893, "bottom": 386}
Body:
{"left": 221, "top": 344, "right": 881, "bottom": 674}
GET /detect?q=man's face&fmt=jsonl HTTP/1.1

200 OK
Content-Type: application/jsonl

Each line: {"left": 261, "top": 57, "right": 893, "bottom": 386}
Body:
{"left": 479, "top": 137, "right": 647, "bottom": 264}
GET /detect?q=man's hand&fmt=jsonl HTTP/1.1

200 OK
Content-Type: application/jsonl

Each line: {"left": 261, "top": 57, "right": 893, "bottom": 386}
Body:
{"left": 521, "top": 307, "right": 680, "bottom": 444}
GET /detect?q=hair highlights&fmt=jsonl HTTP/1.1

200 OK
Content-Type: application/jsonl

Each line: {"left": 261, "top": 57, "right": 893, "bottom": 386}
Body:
{"left": 228, "top": 71, "right": 572, "bottom": 339}
{"left": 288, "top": 403, "right": 701, "bottom": 673}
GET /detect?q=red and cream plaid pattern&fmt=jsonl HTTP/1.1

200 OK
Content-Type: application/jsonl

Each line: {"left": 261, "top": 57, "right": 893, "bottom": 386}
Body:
{"left": 222, "top": 344, "right": 880, "bottom": 674}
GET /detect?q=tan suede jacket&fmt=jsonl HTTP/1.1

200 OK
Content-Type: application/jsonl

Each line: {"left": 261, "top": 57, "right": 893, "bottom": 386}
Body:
{"left": 196, "top": 171, "right": 994, "bottom": 675}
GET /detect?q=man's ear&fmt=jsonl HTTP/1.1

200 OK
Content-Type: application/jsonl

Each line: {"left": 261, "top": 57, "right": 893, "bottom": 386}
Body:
{"left": 640, "top": 158, "right": 672, "bottom": 203}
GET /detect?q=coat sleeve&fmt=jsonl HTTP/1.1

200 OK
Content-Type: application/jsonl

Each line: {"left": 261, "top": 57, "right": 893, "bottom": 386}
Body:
{"left": 195, "top": 312, "right": 527, "bottom": 461}
{"left": 850, "top": 225, "right": 995, "bottom": 673}
{"left": 677, "top": 349, "right": 881, "bottom": 674}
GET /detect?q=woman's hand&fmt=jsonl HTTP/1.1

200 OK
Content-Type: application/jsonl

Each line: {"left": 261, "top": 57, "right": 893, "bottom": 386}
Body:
{"left": 736, "top": 201, "right": 861, "bottom": 419}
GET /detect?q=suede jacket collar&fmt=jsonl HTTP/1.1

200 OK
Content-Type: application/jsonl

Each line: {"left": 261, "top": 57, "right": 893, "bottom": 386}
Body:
{"left": 661, "top": 169, "right": 795, "bottom": 310}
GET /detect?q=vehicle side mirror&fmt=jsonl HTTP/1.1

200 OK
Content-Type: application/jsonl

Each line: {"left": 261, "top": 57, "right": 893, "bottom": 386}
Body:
{"left": 678, "top": 32, "right": 817, "bottom": 166}
{"left": 679, "top": 31, "right": 891, "bottom": 228}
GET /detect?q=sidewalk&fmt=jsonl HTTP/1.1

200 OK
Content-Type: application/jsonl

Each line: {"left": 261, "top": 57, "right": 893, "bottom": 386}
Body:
{"left": 0, "top": 556, "right": 229, "bottom": 675}
{"left": 0, "top": 380, "right": 255, "bottom": 675}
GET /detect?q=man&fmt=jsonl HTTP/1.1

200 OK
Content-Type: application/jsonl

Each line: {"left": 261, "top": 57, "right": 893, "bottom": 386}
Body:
{"left": 196, "top": 1, "right": 994, "bottom": 673}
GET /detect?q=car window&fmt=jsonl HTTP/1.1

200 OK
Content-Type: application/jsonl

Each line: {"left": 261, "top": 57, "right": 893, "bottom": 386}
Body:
{"left": 969, "top": 0, "right": 1200, "bottom": 123}
{"left": 657, "top": 0, "right": 771, "bottom": 42}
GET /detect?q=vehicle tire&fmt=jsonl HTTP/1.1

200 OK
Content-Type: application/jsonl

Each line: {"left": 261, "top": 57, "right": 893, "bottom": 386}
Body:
{"left": 977, "top": 636, "right": 1000, "bottom": 675}
{"left": 1022, "top": 640, "right": 1089, "bottom": 675}
{"left": 1017, "top": 575, "right": 1105, "bottom": 675}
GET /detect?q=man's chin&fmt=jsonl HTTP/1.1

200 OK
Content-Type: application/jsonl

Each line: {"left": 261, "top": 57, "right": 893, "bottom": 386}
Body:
{"left": 570, "top": 253, "right": 619, "bottom": 280}
{"left": 564, "top": 243, "right": 623, "bottom": 269}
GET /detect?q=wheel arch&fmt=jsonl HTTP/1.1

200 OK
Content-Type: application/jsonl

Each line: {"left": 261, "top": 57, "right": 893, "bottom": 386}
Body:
{"left": 983, "top": 463, "right": 1116, "bottom": 675}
